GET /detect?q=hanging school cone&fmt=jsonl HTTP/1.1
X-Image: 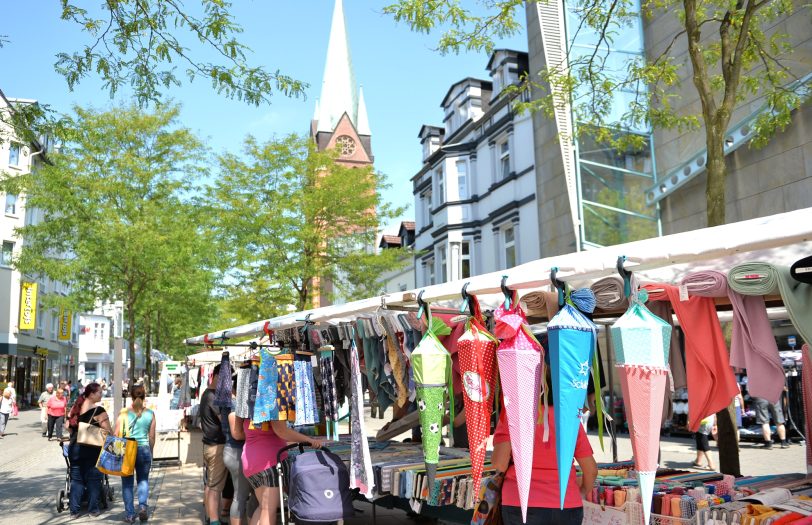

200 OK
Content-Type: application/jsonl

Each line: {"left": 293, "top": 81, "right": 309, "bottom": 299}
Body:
{"left": 457, "top": 295, "right": 499, "bottom": 497}
{"left": 547, "top": 303, "right": 597, "bottom": 510}
{"left": 410, "top": 305, "right": 454, "bottom": 489}
{"left": 611, "top": 290, "right": 672, "bottom": 525}
{"left": 494, "top": 294, "right": 542, "bottom": 523}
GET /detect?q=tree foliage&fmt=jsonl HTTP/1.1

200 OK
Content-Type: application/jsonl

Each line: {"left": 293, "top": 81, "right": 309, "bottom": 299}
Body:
{"left": 385, "top": 0, "right": 810, "bottom": 227}
{"left": 0, "top": 104, "right": 218, "bottom": 380}
{"left": 206, "top": 134, "right": 409, "bottom": 317}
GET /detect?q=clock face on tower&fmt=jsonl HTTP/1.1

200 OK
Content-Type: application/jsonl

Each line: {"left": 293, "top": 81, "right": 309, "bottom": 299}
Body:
{"left": 335, "top": 135, "right": 356, "bottom": 157}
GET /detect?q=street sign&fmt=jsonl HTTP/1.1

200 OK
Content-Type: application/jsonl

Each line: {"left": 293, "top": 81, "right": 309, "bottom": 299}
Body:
{"left": 788, "top": 336, "right": 797, "bottom": 348}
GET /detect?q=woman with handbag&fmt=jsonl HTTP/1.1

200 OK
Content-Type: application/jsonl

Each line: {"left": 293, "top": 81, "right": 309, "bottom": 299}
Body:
{"left": 114, "top": 385, "right": 156, "bottom": 523}
{"left": 0, "top": 387, "right": 13, "bottom": 438}
{"left": 67, "top": 382, "right": 113, "bottom": 519}
{"left": 47, "top": 387, "right": 68, "bottom": 440}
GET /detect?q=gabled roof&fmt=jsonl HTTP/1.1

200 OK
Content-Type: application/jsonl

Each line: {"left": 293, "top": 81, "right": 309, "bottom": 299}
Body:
{"left": 485, "top": 49, "right": 529, "bottom": 72}
{"left": 418, "top": 125, "right": 444, "bottom": 141}
{"left": 379, "top": 235, "right": 402, "bottom": 249}
{"left": 440, "top": 77, "right": 493, "bottom": 108}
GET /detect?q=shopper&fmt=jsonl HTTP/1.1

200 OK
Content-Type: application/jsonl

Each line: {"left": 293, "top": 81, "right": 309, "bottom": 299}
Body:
{"left": 115, "top": 384, "right": 155, "bottom": 523}
{"left": 491, "top": 368, "right": 597, "bottom": 525}
{"left": 67, "top": 382, "right": 113, "bottom": 519}
{"left": 233, "top": 416, "right": 322, "bottom": 525}
{"left": 0, "top": 387, "right": 13, "bottom": 438}
{"left": 753, "top": 396, "right": 790, "bottom": 449}
{"left": 39, "top": 383, "right": 55, "bottom": 437}
{"left": 200, "top": 364, "right": 228, "bottom": 525}
{"left": 3, "top": 381, "right": 17, "bottom": 417}
{"left": 224, "top": 377, "right": 252, "bottom": 525}
{"left": 692, "top": 414, "right": 715, "bottom": 470}
{"left": 47, "top": 387, "right": 68, "bottom": 440}
{"left": 170, "top": 376, "right": 182, "bottom": 410}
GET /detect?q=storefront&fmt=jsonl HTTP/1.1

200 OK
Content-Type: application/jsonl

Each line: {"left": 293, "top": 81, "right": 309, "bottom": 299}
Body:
{"left": 0, "top": 345, "right": 53, "bottom": 406}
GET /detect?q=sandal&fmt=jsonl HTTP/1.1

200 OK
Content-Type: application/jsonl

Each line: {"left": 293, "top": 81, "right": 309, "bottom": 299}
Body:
{"left": 691, "top": 462, "right": 705, "bottom": 469}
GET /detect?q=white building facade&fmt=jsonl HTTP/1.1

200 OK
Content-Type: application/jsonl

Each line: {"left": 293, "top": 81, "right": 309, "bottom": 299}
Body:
{"left": 413, "top": 50, "right": 539, "bottom": 287}
{"left": 77, "top": 314, "right": 112, "bottom": 383}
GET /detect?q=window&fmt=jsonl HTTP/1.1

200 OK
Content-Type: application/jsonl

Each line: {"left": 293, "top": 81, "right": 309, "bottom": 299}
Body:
{"left": 36, "top": 303, "right": 44, "bottom": 337}
{"left": 503, "top": 225, "right": 516, "bottom": 269}
{"left": 456, "top": 160, "right": 468, "bottom": 199}
{"left": 438, "top": 245, "right": 448, "bottom": 283}
{"left": 499, "top": 140, "right": 511, "bottom": 179}
{"left": 435, "top": 166, "right": 445, "bottom": 206}
{"left": 94, "top": 322, "right": 105, "bottom": 339}
{"left": 8, "top": 143, "right": 21, "bottom": 167}
{"left": 420, "top": 189, "right": 433, "bottom": 228}
{"left": 425, "top": 257, "right": 436, "bottom": 285}
{"left": 461, "top": 241, "right": 472, "bottom": 278}
{"left": 5, "top": 193, "right": 17, "bottom": 215}
{"left": 50, "top": 314, "right": 58, "bottom": 340}
{"left": 1, "top": 241, "right": 13, "bottom": 267}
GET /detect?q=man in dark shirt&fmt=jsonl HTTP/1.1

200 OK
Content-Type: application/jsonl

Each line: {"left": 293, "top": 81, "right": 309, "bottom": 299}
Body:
{"left": 201, "top": 364, "right": 227, "bottom": 525}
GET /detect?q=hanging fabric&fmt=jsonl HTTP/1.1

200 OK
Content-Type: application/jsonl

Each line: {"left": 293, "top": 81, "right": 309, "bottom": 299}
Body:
{"left": 647, "top": 301, "right": 687, "bottom": 390}
{"left": 381, "top": 314, "right": 410, "bottom": 410}
{"left": 547, "top": 292, "right": 597, "bottom": 510}
{"left": 801, "top": 344, "right": 812, "bottom": 474}
{"left": 643, "top": 284, "right": 739, "bottom": 431}
{"left": 234, "top": 367, "right": 251, "bottom": 419}
{"left": 410, "top": 304, "right": 454, "bottom": 490}
{"left": 682, "top": 270, "right": 784, "bottom": 403}
{"left": 611, "top": 285, "right": 672, "bottom": 525}
{"left": 214, "top": 352, "right": 232, "bottom": 409}
{"left": 494, "top": 291, "right": 542, "bottom": 522}
{"left": 275, "top": 353, "right": 297, "bottom": 422}
{"left": 348, "top": 336, "right": 375, "bottom": 498}
{"left": 456, "top": 294, "right": 499, "bottom": 497}
{"left": 728, "top": 262, "right": 812, "bottom": 358}
{"left": 319, "top": 348, "right": 340, "bottom": 441}
{"left": 293, "top": 358, "right": 319, "bottom": 426}
{"left": 252, "top": 347, "right": 279, "bottom": 425}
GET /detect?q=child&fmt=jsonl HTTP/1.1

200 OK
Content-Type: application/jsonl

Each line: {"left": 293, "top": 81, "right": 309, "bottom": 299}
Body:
{"left": 693, "top": 414, "right": 715, "bottom": 470}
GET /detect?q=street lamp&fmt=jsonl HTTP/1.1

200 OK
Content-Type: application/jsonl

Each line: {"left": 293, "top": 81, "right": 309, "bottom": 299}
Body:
{"left": 102, "top": 301, "right": 125, "bottom": 416}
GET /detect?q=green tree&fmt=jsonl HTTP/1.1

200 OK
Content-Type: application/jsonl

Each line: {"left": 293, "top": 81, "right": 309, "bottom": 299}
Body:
{"left": 0, "top": 104, "right": 217, "bottom": 384}
{"left": 207, "top": 134, "right": 409, "bottom": 315}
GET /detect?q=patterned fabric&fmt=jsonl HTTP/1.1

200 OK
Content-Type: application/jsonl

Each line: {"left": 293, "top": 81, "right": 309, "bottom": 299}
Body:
{"left": 214, "top": 352, "right": 233, "bottom": 408}
{"left": 319, "top": 351, "right": 340, "bottom": 440}
{"left": 803, "top": 344, "right": 812, "bottom": 473}
{"left": 349, "top": 338, "right": 374, "bottom": 497}
{"left": 293, "top": 358, "right": 319, "bottom": 426}
{"left": 275, "top": 354, "right": 296, "bottom": 422}
{"left": 252, "top": 348, "right": 279, "bottom": 424}
{"left": 382, "top": 316, "right": 409, "bottom": 409}
{"left": 246, "top": 362, "right": 259, "bottom": 421}
{"left": 234, "top": 367, "right": 251, "bottom": 419}
{"left": 494, "top": 295, "right": 542, "bottom": 522}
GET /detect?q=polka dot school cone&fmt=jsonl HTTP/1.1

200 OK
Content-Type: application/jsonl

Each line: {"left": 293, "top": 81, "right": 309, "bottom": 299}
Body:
{"left": 548, "top": 303, "right": 597, "bottom": 510}
{"left": 411, "top": 307, "right": 453, "bottom": 490}
{"left": 494, "top": 296, "right": 542, "bottom": 524}
{"left": 457, "top": 295, "right": 498, "bottom": 497}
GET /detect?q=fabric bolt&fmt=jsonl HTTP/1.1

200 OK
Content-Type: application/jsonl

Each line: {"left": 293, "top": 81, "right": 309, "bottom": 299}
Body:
{"left": 293, "top": 359, "right": 318, "bottom": 426}
{"left": 349, "top": 338, "right": 375, "bottom": 498}
{"left": 643, "top": 284, "right": 739, "bottom": 431}
{"left": 728, "top": 262, "right": 812, "bottom": 360}
{"left": 521, "top": 290, "right": 560, "bottom": 321}
{"left": 591, "top": 276, "right": 630, "bottom": 312}
{"left": 275, "top": 354, "right": 296, "bottom": 422}
{"left": 494, "top": 295, "right": 542, "bottom": 521}
{"left": 681, "top": 270, "right": 784, "bottom": 402}
{"left": 234, "top": 367, "right": 251, "bottom": 419}
{"left": 803, "top": 344, "right": 812, "bottom": 474}
{"left": 456, "top": 297, "right": 499, "bottom": 497}
{"left": 252, "top": 348, "right": 279, "bottom": 424}
{"left": 214, "top": 352, "right": 233, "bottom": 409}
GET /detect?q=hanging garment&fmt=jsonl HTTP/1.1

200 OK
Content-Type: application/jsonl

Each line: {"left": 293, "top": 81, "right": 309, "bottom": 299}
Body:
{"left": 178, "top": 367, "right": 191, "bottom": 408}
{"left": 275, "top": 354, "right": 296, "bottom": 422}
{"left": 381, "top": 315, "right": 409, "bottom": 409}
{"left": 682, "top": 270, "right": 784, "bottom": 403}
{"left": 456, "top": 296, "right": 499, "bottom": 499}
{"left": 253, "top": 348, "right": 279, "bottom": 424}
{"left": 319, "top": 350, "right": 340, "bottom": 441}
{"left": 349, "top": 338, "right": 375, "bottom": 498}
{"left": 234, "top": 367, "right": 251, "bottom": 419}
{"left": 643, "top": 284, "right": 739, "bottom": 431}
{"left": 357, "top": 318, "right": 393, "bottom": 414}
{"left": 246, "top": 361, "right": 260, "bottom": 422}
{"left": 214, "top": 352, "right": 233, "bottom": 409}
{"left": 802, "top": 344, "right": 812, "bottom": 475}
{"left": 494, "top": 294, "right": 542, "bottom": 522}
{"left": 293, "top": 358, "right": 319, "bottom": 426}
{"left": 728, "top": 262, "right": 812, "bottom": 360}
{"left": 548, "top": 300, "right": 597, "bottom": 510}
{"left": 411, "top": 307, "right": 453, "bottom": 490}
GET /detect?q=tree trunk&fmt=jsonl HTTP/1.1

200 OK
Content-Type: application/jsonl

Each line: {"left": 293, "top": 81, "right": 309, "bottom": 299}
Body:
{"left": 127, "top": 303, "right": 137, "bottom": 387}
{"left": 144, "top": 315, "right": 152, "bottom": 394}
{"left": 705, "top": 124, "right": 727, "bottom": 227}
{"left": 715, "top": 402, "right": 741, "bottom": 476}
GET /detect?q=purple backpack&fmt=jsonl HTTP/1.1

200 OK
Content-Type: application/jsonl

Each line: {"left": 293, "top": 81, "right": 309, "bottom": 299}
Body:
{"left": 285, "top": 447, "right": 355, "bottom": 524}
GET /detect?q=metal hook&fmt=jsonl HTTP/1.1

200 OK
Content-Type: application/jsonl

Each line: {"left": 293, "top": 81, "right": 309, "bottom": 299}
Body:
{"left": 460, "top": 282, "right": 472, "bottom": 314}
{"left": 616, "top": 256, "right": 632, "bottom": 298}
{"left": 550, "top": 267, "right": 566, "bottom": 307}
{"left": 500, "top": 275, "right": 511, "bottom": 309}
{"left": 417, "top": 290, "right": 427, "bottom": 321}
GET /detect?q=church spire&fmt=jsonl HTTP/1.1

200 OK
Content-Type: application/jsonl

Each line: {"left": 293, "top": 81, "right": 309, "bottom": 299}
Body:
{"left": 316, "top": 0, "right": 358, "bottom": 133}
{"left": 356, "top": 85, "right": 370, "bottom": 136}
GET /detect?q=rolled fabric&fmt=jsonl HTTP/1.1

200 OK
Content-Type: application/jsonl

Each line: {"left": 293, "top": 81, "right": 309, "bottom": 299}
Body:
{"left": 728, "top": 262, "right": 812, "bottom": 352}
{"left": 644, "top": 284, "right": 738, "bottom": 431}
{"left": 803, "top": 344, "right": 812, "bottom": 475}
{"left": 520, "top": 290, "right": 560, "bottom": 321}
{"left": 592, "top": 276, "right": 630, "bottom": 312}
{"left": 682, "top": 271, "right": 784, "bottom": 402}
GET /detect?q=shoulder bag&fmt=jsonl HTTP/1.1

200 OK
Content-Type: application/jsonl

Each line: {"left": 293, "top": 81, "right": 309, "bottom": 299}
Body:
{"left": 77, "top": 406, "right": 108, "bottom": 447}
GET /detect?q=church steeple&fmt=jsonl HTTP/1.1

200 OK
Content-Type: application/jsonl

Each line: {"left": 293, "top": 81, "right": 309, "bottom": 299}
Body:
{"left": 356, "top": 85, "right": 371, "bottom": 136}
{"left": 316, "top": 0, "right": 359, "bottom": 133}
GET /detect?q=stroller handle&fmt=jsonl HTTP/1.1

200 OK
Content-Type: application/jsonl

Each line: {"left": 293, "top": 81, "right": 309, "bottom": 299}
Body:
{"left": 276, "top": 442, "right": 330, "bottom": 465}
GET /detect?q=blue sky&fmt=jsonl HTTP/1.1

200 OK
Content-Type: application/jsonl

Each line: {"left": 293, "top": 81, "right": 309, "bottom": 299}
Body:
{"left": 0, "top": 1, "right": 526, "bottom": 233}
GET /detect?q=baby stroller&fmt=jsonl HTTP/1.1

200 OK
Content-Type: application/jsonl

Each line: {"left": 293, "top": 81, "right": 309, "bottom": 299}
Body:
{"left": 56, "top": 438, "right": 115, "bottom": 513}
{"left": 276, "top": 443, "right": 355, "bottom": 525}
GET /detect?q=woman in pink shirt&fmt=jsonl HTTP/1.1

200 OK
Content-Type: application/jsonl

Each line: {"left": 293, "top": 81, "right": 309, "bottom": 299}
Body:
{"left": 232, "top": 418, "right": 321, "bottom": 525}
{"left": 491, "top": 368, "right": 598, "bottom": 525}
{"left": 46, "top": 387, "right": 68, "bottom": 440}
